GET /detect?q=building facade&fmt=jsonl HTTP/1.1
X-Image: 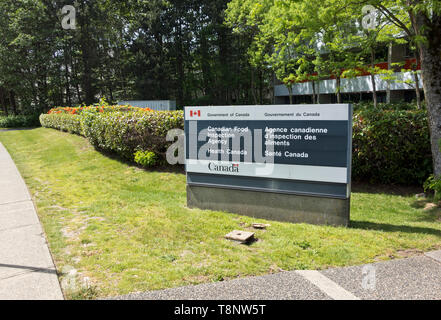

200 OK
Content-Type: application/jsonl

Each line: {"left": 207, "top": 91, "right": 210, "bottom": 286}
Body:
{"left": 274, "top": 44, "right": 423, "bottom": 104}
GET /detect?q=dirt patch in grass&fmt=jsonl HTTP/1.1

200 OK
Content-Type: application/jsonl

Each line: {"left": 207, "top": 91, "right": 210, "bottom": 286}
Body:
{"left": 392, "top": 249, "right": 425, "bottom": 259}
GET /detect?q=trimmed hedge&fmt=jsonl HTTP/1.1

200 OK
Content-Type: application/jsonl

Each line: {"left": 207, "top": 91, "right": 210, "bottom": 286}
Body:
{"left": 81, "top": 109, "right": 184, "bottom": 161}
{"left": 39, "top": 113, "right": 83, "bottom": 135}
{"left": 353, "top": 108, "right": 432, "bottom": 185}
{"left": 40, "top": 104, "right": 432, "bottom": 185}
{"left": 40, "top": 109, "right": 184, "bottom": 163}
{"left": 0, "top": 114, "right": 41, "bottom": 128}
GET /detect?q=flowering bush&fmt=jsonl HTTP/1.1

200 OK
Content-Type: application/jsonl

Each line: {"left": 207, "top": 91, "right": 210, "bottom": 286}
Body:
{"left": 47, "top": 105, "right": 152, "bottom": 115}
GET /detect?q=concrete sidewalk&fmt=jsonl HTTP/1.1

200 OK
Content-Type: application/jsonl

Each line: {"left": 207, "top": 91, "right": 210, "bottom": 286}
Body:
{"left": 115, "top": 251, "right": 441, "bottom": 300}
{"left": 0, "top": 142, "right": 63, "bottom": 300}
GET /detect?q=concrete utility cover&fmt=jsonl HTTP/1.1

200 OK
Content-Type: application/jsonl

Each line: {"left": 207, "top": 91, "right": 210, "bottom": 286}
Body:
{"left": 225, "top": 230, "right": 255, "bottom": 244}
{"left": 252, "top": 223, "right": 270, "bottom": 230}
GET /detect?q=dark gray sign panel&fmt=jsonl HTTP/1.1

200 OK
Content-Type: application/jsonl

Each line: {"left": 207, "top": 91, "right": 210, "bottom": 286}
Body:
{"left": 185, "top": 105, "right": 352, "bottom": 200}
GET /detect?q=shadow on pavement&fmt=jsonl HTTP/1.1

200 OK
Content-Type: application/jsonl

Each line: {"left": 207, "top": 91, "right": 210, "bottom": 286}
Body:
{"left": 0, "top": 263, "right": 57, "bottom": 275}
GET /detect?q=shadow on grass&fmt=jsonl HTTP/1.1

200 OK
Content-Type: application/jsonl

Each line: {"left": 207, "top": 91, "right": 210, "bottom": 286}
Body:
{"left": 0, "top": 127, "right": 39, "bottom": 132}
{"left": 352, "top": 182, "right": 423, "bottom": 196}
{"left": 40, "top": 128, "right": 186, "bottom": 175}
{"left": 95, "top": 147, "right": 186, "bottom": 175}
{"left": 350, "top": 220, "right": 441, "bottom": 237}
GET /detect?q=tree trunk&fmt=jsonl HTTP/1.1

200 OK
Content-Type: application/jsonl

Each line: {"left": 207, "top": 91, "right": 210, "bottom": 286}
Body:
{"left": 414, "top": 52, "right": 422, "bottom": 109}
{"left": 70, "top": 50, "right": 82, "bottom": 104}
{"left": 9, "top": 91, "right": 17, "bottom": 115}
{"left": 371, "top": 48, "right": 378, "bottom": 108}
{"left": 251, "top": 69, "right": 258, "bottom": 105}
{"left": 81, "top": 43, "right": 95, "bottom": 105}
{"left": 414, "top": 72, "right": 422, "bottom": 109}
{"left": 316, "top": 79, "right": 321, "bottom": 104}
{"left": 79, "top": 3, "right": 96, "bottom": 105}
{"left": 108, "top": 86, "right": 114, "bottom": 103}
{"left": 0, "top": 88, "right": 8, "bottom": 116}
{"left": 386, "top": 42, "right": 392, "bottom": 104}
{"left": 64, "top": 49, "right": 72, "bottom": 107}
{"left": 370, "top": 74, "right": 378, "bottom": 107}
{"left": 287, "top": 85, "right": 293, "bottom": 104}
{"left": 259, "top": 69, "right": 264, "bottom": 104}
{"left": 199, "top": 31, "right": 212, "bottom": 99}
{"left": 273, "top": 73, "right": 276, "bottom": 104}
{"left": 420, "top": 41, "right": 441, "bottom": 178}
{"left": 336, "top": 77, "right": 341, "bottom": 103}
{"left": 176, "top": 15, "right": 185, "bottom": 107}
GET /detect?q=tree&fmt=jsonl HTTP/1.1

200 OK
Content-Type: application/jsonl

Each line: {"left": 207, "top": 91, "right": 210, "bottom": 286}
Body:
{"left": 227, "top": 0, "right": 441, "bottom": 180}
{"left": 348, "top": 0, "right": 441, "bottom": 177}
{"left": 226, "top": 0, "right": 322, "bottom": 104}
{"left": 0, "top": 0, "right": 272, "bottom": 115}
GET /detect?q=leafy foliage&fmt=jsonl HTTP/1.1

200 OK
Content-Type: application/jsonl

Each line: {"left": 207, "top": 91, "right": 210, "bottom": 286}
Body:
{"left": 39, "top": 113, "right": 83, "bottom": 135}
{"left": 40, "top": 108, "right": 184, "bottom": 164}
{"left": 134, "top": 150, "right": 159, "bottom": 168}
{"left": 353, "top": 107, "right": 431, "bottom": 185}
{"left": 424, "top": 176, "right": 441, "bottom": 202}
{"left": 424, "top": 141, "right": 441, "bottom": 201}
{"left": 0, "top": 0, "right": 272, "bottom": 117}
{"left": 41, "top": 101, "right": 431, "bottom": 185}
{"left": 0, "top": 114, "right": 41, "bottom": 128}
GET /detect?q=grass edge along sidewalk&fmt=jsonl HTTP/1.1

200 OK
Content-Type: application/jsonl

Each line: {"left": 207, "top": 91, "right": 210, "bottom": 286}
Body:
{"left": 0, "top": 142, "right": 63, "bottom": 300}
{"left": 0, "top": 127, "right": 440, "bottom": 299}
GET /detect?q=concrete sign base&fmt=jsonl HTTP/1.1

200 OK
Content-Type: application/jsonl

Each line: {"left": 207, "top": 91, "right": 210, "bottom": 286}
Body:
{"left": 187, "top": 185, "right": 350, "bottom": 227}
{"left": 185, "top": 104, "right": 353, "bottom": 227}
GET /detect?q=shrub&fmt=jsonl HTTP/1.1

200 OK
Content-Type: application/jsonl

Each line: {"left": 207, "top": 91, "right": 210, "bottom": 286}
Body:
{"left": 81, "top": 110, "right": 184, "bottom": 161}
{"left": 39, "top": 113, "right": 83, "bottom": 135}
{"left": 40, "top": 102, "right": 432, "bottom": 185}
{"left": 423, "top": 140, "right": 441, "bottom": 201}
{"left": 352, "top": 108, "right": 432, "bottom": 185}
{"left": 424, "top": 176, "right": 441, "bottom": 202}
{"left": 0, "top": 114, "right": 41, "bottom": 128}
{"left": 41, "top": 107, "right": 184, "bottom": 164}
{"left": 134, "top": 150, "right": 158, "bottom": 167}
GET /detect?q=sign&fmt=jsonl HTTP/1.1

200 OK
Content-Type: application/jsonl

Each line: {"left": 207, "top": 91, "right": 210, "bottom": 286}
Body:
{"left": 185, "top": 105, "right": 352, "bottom": 200}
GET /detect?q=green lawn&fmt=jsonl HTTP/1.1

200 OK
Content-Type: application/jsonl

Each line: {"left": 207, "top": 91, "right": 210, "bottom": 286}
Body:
{"left": 1, "top": 128, "right": 440, "bottom": 299}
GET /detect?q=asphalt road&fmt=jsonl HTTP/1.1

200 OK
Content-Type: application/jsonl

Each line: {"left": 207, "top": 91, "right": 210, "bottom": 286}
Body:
{"left": 113, "top": 251, "right": 441, "bottom": 300}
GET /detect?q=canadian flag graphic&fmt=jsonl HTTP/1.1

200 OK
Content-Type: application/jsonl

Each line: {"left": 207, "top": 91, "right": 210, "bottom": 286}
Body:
{"left": 190, "top": 110, "right": 201, "bottom": 117}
